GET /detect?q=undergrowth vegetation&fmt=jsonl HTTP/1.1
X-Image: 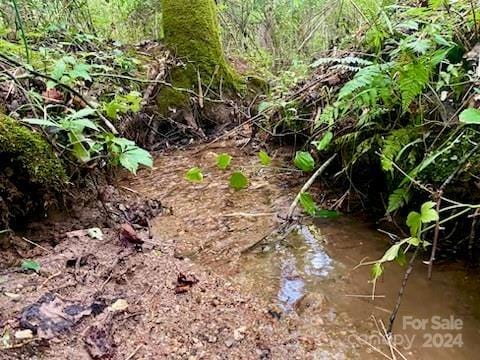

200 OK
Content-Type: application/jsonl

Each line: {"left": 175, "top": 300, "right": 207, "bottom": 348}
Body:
{"left": 260, "top": 0, "right": 480, "bottom": 263}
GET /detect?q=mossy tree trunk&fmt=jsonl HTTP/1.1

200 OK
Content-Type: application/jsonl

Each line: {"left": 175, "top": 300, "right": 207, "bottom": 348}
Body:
{"left": 159, "top": 0, "right": 240, "bottom": 118}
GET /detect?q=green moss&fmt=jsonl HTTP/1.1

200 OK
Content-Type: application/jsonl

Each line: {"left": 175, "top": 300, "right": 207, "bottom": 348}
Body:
{"left": 159, "top": 0, "right": 243, "bottom": 112}
{"left": 0, "top": 115, "right": 66, "bottom": 187}
{"left": 0, "top": 38, "right": 44, "bottom": 67}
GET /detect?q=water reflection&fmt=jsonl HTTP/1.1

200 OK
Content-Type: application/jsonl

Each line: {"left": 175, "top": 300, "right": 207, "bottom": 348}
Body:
{"left": 277, "top": 225, "right": 333, "bottom": 310}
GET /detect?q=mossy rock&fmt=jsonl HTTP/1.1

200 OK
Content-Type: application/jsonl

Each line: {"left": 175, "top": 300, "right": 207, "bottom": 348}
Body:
{"left": 0, "top": 115, "right": 66, "bottom": 226}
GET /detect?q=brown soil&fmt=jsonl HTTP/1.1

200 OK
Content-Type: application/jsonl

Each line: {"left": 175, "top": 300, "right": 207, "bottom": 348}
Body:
{"left": 0, "top": 141, "right": 315, "bottom": 359}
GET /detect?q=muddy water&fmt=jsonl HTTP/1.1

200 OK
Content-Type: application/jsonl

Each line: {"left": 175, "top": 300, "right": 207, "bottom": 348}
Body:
{"left": 130, "top": 143, "right": 480, "bottom": 359}
{"left": 236, "top": 219, "right": 480, "bottom": 359}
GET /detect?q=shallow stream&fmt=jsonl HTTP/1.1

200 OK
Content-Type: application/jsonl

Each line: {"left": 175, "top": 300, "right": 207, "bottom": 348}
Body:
{"left": 130, "top": 142, "right": 480, "bottom": 359}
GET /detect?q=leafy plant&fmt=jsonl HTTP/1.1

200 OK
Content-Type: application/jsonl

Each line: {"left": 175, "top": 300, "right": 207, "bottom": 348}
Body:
{"left": 24, "top": 108, "right": 152, "bottom": 174}
{"left": 103, "top": 91, "right": 142, "bottom": 120}
{"left": 299, "top": 192, "right": 340, "bottom": 218}
{"left": 21, "top": 259, "right": 40, "bottom": 272}
{"left": 293, "top": 151, "right": 315, "bottom": 172}
{"left": 216, "top": 153, "right": 233, "bottom": 170}
{"left": 258, "top": 150, "right": 271, "bottom": 166}
{"left": 185, "top": 167, "right": 204, "bottom": 183}
{"left": 372, "top": 201, "right": 439, "bottom": 280}
{"left": 229, "top": 171, "right": 249, "bottom": 190}
{"left": 459, "top": 108, "right": 480, "bottom": 124}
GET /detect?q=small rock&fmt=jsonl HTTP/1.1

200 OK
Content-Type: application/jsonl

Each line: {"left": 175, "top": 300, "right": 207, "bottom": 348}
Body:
{"left": 15, "top": 329, "right": 33, "bottom": 340}
{"left": 233, "top": 326, "right": 247, "bottom": 341}
{"left": 109, "top": 299, "right": 128, "bottom": 312}
{"left": 225, "top": 338, "right": 235, "bottom": 347}
{"left": 4, "top": 292, "right": 22, "bottom": 301}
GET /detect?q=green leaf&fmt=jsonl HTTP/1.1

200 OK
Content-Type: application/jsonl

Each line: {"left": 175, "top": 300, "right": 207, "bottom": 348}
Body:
{"left": 51, "top": 59, "right": 66, "bottom": 80}
{"left": 258, "top": 101, "right": 272, "bottom": 113}
{"left": 299, "top": 192, "right": 317, "bottom": 216}
{"left": 185, "top": 167, "right": 204, "bottom": 183}
{"left": 387, "top": 187, "right": 410, "bottom": 212}
{"left": 420, "top": 201, "right": 439, "bottom": 223}
{"left": 315, "top": 209, "right": 341, "bottom": 218}
{"left": 23, "top": 118, "right": 59, "bottom": 127}
{"left": 407, "top": 237, "right": 420, "bottom": 246}
{"left": 293, "top": 151, "right": 315, "bottom": 172}
{"left": 380, "top": 243, "right": 401, "bottom": 262}
{"left": 371, "top": 263, "right": 383, "bottom": 279}
{"left": 406, "top": 211, "right": 422, "bottom": 236}
{"left": 119, "top": 146, "right": 153, "bottom": 175}
{"left": 68, "top": 107, "right": 96, "bottom": 119}
{"left": 21, "top": 260, "right": 40, "bottom": 272}
{"left": 69, "top": 63, "right": 92, "bottom": 81}
{"left": 258, "top": 150, "right": 271, "bottom": 166}
{"left": 459, "top": 108, "right": 480, "bottom": 124}
{"left": 216, "top": 153, "right": 232, "bottom": 170}
{"left": 395, "top": 250, "right": 407, "bottom": 266}
{"left": 229, "top": 171, "right": 249, "bottom": 190}
{"left": 68, "top": 132, "right": 91, "bottom": 163}
{"left": 312, "top": 131, "right": 333, "bottom": 152}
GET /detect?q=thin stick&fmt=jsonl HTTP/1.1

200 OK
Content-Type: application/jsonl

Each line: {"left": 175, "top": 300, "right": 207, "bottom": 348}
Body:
{"left": 387, "top": 247, "right": 419, "bottom": 334}
{"left": 286, "top": 154, "right": 337, "bottom": 220}
{"left": 344, "top": 294, "right": 386, "bottom": 298}
{"left": 21, "top": 237, "right": 50, "bottom": 252}
{"left": 125, "top": 344, "right": 143, "bottom": 360}
{"left": 428, "top": 195, "right": 442, "bottom": 279}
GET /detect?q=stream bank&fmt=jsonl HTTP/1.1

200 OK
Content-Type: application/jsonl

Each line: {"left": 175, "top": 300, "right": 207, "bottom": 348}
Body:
{"left": 1, "top": 141, "right": 480, "bottom": 359}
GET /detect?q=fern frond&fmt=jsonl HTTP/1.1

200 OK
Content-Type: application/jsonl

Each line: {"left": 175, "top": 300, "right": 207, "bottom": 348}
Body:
{"left": 397, "top": 60, "right": 431, "bottom": 111}
{"left": 387, "top": 187, "right": 411, "bottom": 213}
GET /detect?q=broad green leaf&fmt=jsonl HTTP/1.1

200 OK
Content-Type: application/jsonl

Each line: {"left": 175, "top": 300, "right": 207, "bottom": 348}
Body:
{"left": 293, "top": 151, "right": 315, "bottom": 172}
{"left": 299, "top": 192, "right": 317, "bottom": 216}
{"left": 68, "top": 107, "right": 96, "bottom": 119}
{"left": 420, "top": 201, "right": 439, "bottom": 223}
{"left": 380, "top": 243, "right": 401, "bottom": 263}
{"left": 185, "top": 167, "right": 204, "bottom": 183}
{"left": 119, "top": 146, "right": 153, "bottom": 175}
{"left": 258, "top": 150, "right": 271, "bottom": 166}
{"left": 371, "top": 263, "right": 383, "bottom": 279}
{"left": 299, "top": 192, "right": 340, "bottom": 218}
{"left": 315, "top": 209, "right": 341, "bottom": 219}
{"left": 312, "top": 131, "right": 333, "bottom": 152}
{"left": 396, "top": 250, "right": 407, "bottom": 266}
{"left": 229, "top": 171, "right": 249, "bottom": 190}
{"left": 21, "top": 259, "right": 40, "bottom": 272}
{"left": 406, "top": 211, "right": 422, "bottom": 236}
{"left": 68, "top": 132, "right": 91, "bottom": 163}
{"left": 69, "top": 63, "right": 92, "bottom": 81}
{"left": 216, "top": 153, "right": 232, "bottom": 170}
{"left": 459, "top": 108, "right": 480, "bottom": 124}
{"left": 407, "top": 237, "right": 420, "bottom": 246}
{"left": 51, "top": 60, "right": 66, "bottom": 80}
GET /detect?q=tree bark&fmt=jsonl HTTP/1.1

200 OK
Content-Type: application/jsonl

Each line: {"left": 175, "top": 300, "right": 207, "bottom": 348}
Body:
{"left": 159, "top": 0, "right": 240, "bottom": 114}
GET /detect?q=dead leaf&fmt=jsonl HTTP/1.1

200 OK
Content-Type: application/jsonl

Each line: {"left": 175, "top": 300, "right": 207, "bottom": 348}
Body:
{"left": 119, "top": 223, "right": 143, "bottom": 245}
{"left": 42, "top": 88, "right": 63, "bottom": 104}
{"left": 175, "top": 272, "right": 199, "bottom": 294}
{"left": 20, "top": 293, "right": 92, "bottom": 339}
